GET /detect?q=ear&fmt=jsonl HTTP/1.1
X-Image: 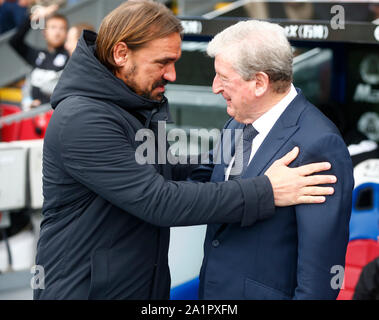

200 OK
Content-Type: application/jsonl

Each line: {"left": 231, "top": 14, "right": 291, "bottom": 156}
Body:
{"left": 113, "top": 42, "right": 129, "bottom": 67}
{"left": 253, "top": 72, "right": 269, "bottom": 97}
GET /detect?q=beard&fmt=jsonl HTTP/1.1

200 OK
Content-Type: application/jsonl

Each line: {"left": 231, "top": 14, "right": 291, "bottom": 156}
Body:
{"left": 124, "top": 64, "right": 168, "bottom": 101}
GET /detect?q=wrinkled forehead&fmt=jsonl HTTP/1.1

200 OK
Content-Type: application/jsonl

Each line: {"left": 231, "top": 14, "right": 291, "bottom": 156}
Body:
{"left": 139, "top": 33, "right": 182, "bottom": 60}
{"left": 214, "top": 53, "right": 238, "bottom": 75}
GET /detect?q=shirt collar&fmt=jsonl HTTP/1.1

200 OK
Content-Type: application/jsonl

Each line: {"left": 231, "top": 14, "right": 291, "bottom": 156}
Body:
{"left": 252, "top": 84, "right": 297, "bottom": 134}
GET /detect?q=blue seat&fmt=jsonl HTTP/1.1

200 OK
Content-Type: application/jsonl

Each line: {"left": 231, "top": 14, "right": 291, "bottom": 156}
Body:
{"left": 170, "top": 277, "right": 199, "bottom": 300}
{"left": 349, "top": 183, "right": 379, "bottom": 241}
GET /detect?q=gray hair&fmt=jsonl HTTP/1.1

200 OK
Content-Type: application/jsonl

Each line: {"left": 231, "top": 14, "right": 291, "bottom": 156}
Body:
{"left": 207, "top": 20, "right": 293, "bottom": 93}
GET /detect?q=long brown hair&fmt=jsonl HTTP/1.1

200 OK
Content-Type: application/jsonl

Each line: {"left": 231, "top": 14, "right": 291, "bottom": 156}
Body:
{"left": 96, "top": 0, "right": 183, "bottom": 72}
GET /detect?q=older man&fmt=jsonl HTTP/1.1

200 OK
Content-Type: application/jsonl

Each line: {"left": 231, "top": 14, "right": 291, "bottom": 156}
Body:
{"left": 199, "top": 20, "right": 354, "bottom": 300}
{"left": 35, "top": 1, "right": 336, "bottom": 300}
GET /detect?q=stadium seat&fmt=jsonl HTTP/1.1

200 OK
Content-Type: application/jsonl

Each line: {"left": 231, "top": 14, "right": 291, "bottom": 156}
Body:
{"left": 337, "top": 239, "right": 379, "bottom": 300}
{"left": 18, "top": 110, "right": 53, "bottom": 141}
{"left": 0, "top": 104, "right": 21, "bottom": 142}
{"left": 1, "top": 105, "right": 53, "bottom": 142}
{"left": 349, "top": 183, "right": 379, "bottom": 241}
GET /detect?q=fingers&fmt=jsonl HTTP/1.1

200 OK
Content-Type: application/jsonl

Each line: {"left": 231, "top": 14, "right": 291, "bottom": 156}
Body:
{"left": 46, "top": 4, "right": 59, "bottom": 16}
{"left": 295, "top": 196, "right": 326, "bottom": 205}
{"left": 31, "top": 5, "right": 58, "bottom": 21}
{"left": 303, "top": 174, "right": 337, "bottom": 186}
{"left": 301, "top": 186, "right": 335, "bottom": 196}
{"left": 31, "top": 8, "right": 45, "bottom": 21}
{"left": 294, "top": 182, "right": 336, "bottom": 205}
{"left": 276, "top": 146, "right": 299, "bottom": 166}
{"left": 296, "top": 162, "right": 332, "bottom": 176}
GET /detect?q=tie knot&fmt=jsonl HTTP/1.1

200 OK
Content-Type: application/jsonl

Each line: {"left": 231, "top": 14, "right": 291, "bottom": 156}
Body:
{"left": 243, "top": 124, "right": 259, "bottom": 141}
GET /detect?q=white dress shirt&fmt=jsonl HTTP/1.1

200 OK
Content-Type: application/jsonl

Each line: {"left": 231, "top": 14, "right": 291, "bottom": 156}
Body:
{"left": 225, "top": 84, "right": 298, "bottom": 181}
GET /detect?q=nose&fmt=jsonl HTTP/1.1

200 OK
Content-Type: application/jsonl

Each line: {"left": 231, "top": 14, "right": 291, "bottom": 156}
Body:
{"left": 212, "top": 74, "right": 222, "bottom": 94}
{"left": 163, "top": 63, "right": 176, "bottom": 83}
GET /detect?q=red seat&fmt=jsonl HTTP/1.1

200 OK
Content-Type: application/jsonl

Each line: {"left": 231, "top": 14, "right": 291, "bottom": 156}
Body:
{"left": 337, "top": 239, "right": 379, "bottom": 300}
{"left": 18, "top": 110, "right": 53, "bottom": 140}
{"left": 337, "top": 288, "right": 354, "bottom": 300}
{"left": 0, "top": 104, "right": 22, "bottom": 142}
{"left": 1, "top": 104, "right": 53, "bottom": 142}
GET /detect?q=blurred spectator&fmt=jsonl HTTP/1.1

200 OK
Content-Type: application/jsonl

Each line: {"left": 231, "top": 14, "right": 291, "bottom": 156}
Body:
{"left": 264, "top": 2, "right": 315, "bottom": 21}
{"left": 283, "top": 2, "right": 314, "bottom": 20}
{"left": 65, "top": 22, "right": 94, "bottom": 56}
{"left": 353, "top": 257, "right": 379, "bottom": 300}
{"left": 9, "top": 4, "right": 69, "bottom": 109}
{"left": 0, "top": 0, "right": 29, "bottom": 34}
{"left": 244, "top": 2, "right": 269, "bottom": 19}
{"left": 370, "top": 4, "right": 379, "bottom": 23}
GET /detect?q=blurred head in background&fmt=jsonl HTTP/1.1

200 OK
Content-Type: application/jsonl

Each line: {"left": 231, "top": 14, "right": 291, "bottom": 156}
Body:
{"left": 18, "top": 0, "right": 35, "bottom": 7}
{"left": 29, "top": 3, "right": 68, "bottom": 51}
{"left": 43, "top": 13, "right": 68, "bottom": 50}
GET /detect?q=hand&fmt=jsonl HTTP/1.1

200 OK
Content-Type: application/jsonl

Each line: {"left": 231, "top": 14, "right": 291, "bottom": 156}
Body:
{"left": 30, "top": 4, "right": 59, "bottom": 21}
{"left": 264, "top": 147, "right": 336, "bottom": 206}
{"left": 18, "top": 0, "right": 35, "bottom": 8}
{"left": 31, "top": 99, "right": 42, "bottom": 108}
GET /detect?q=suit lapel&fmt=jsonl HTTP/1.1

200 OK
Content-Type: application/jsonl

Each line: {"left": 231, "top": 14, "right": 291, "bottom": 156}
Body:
{"left": 243, "top": 91, "right": 308, "bottom": 178}
{"left": 242, "top": 123, "right": 299, "bottom": 178}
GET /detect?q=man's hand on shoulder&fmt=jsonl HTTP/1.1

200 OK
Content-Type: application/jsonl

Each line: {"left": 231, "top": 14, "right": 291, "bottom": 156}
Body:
{"left": 265, "top": 147, "right": 336, "bottom": 206}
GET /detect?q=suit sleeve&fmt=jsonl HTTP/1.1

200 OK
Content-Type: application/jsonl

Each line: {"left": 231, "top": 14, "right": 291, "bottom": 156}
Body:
{"left": 293, "top": 133, "right": 354, "bottom": 299}
{"left": 59, "top": 107, "right": 275, "bottom": 228}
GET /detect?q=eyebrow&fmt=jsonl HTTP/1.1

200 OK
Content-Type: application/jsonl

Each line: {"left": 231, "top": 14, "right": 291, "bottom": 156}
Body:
{"left": 153, "top": 56, "right": 180, "bottom": 64}
{"left": 217, "top": 72, "right": 228, "bottom": 79}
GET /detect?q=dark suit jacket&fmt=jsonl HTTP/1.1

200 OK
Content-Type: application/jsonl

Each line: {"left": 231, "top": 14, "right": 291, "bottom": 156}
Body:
{"left": 199, "top": 89, "right": 354, "bottom": 300}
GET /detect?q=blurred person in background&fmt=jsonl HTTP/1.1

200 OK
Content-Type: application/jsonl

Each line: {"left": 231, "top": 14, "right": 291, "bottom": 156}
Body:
{"left": 64, "top": 22, "right": 94, "bottom": 56}
{"left": 9, "top": 3, "right": 69, "bottom": 109}
{"left": 0, "top": 0, "right": 29, "bottom": 34}
{"left": 370, "top": 4, "right": 379, "bottom": 23}
{"left": 0, "top": 1, "right": 66, "bottom": 35}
